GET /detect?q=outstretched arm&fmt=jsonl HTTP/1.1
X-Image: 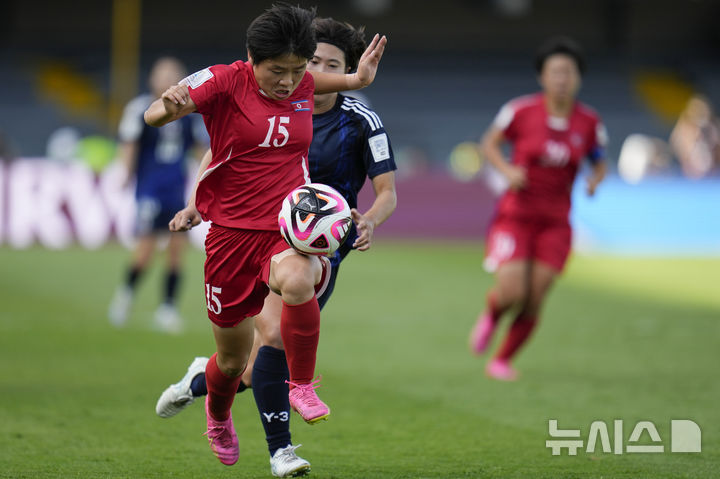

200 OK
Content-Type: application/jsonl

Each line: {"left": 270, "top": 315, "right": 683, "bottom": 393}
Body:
{"left": 311, "top": 34, "right": 388, "bottom": 94}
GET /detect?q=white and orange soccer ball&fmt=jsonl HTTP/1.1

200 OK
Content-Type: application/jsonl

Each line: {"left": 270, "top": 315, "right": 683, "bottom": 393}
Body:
{"left": 278, "top": 183, "right": 352, "bottom": 255}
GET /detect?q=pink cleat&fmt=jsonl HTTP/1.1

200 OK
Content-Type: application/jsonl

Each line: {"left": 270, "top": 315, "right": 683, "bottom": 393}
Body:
{"left": 469, "top": 313, "right": 497, "bottom": 355}
{"left": 287, "top": 377, "right": 330, "bottom": 424}
{"left": 485, "top": 358, "right": 518, "bottom": 381}
{"left": 203, "top": 397, "right": 239, "bottom": 465}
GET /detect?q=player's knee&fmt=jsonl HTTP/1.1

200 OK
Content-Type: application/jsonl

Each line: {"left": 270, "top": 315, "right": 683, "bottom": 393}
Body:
{"left": 276, "top": 266, "right": 315, "bottom": 302}
{"left": 280, "top": 276, "right": 314, "bottom": 303}
{"left": 216, "top": 355, "right": 248, "bottom": 377}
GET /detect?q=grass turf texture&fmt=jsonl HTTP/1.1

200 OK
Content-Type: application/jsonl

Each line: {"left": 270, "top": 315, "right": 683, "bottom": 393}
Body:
{"left": 0, "top": 242, "right": 717, "bottom": 478}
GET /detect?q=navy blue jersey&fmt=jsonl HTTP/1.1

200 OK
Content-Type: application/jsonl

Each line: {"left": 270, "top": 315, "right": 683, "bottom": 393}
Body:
{"left": 309, "top": 94, "right": 396, "bottom": 246}
{"left": 309, "top": 94, "right": 396, "bottom": 309}
{"left": 118, "top": 94, "right": 207, "bottom": 209}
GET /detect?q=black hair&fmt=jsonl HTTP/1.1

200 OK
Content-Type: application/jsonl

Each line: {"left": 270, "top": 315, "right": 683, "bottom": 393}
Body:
{"left": 534, "top": 36, "right": 586, "bottom": 75}
{"left": 313, "top": 17, "right": 367, "bottom": 72}
{"left": 246, "top": 3, "right": 317, "bottom": 65}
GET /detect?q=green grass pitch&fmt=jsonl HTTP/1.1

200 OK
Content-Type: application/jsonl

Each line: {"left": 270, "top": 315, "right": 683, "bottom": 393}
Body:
{"left": 0, "top": 242, "right": 718, "bottom": 478}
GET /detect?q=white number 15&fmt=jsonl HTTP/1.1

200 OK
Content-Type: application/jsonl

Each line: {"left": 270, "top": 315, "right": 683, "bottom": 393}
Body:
{"left": 205, "top": 284, "right": 222, "bottom": 314}
{"left": 259, "top": 116, "right": 290, "bottom": 148}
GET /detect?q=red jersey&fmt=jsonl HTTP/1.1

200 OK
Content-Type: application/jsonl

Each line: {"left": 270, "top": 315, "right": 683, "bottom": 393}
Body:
{"left": 494, "top": 93, "right": 607, "bottom": 223}
{"left": 186, "top": 61, "right": 314, "bottom": 230}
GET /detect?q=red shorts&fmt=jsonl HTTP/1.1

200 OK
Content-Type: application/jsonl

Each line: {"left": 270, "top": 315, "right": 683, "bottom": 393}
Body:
{"left": 484, "top": 216, "right": 572, "bottom": 273}
{"left": 204, "top": 224, "right": 291, "bottom": 328}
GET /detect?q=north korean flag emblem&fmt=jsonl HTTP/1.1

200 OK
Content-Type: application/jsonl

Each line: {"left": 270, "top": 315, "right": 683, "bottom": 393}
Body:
{"left": 292, "top": 100, "right": 310, "bottom": 112}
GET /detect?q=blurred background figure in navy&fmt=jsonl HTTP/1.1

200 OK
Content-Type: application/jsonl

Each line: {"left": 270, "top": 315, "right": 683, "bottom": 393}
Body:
{"left": 108, "top": 57, "right": 208, "bottom": 333}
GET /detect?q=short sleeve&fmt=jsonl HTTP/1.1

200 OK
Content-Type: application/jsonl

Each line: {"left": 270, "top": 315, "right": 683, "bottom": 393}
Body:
{"left": 587, "top": 120, "right": 608, "bottom": 164}
{"left": 118, "top": 95, "right": 150, "bottom": 143}
{"left": 341, "top": 97, "right": 397, "bottom": 178}
{"left": 364, "top": 127, "right": 397, "bottom": 179}
{"left": 493, "top": 101, "right": 517, "bottom": 140}
{"left": 184, "top": 63, "right": 238, "bottom": 115}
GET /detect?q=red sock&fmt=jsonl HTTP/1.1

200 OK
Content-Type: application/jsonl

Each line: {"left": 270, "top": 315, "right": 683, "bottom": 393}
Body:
{"left": 495, "top": 314, "right": 538, "bottom": 361}
{"left": 280, "top": 296, "right": 320, "bottom": 387}
{"left": 205, "top": 353, "right": 244, "bottom": 421}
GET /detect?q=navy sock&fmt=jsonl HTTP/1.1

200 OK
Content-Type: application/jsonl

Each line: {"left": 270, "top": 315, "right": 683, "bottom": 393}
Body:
{"left": 126, "top": 266, "right": 143, "bottom": 289}
{"left": 164, "top": 270, "right": 180, "bottom": 304}
{"left": 190, "top": 373, "right": 208, "bottom": 397}
{"left": 190, "top": 372, "right": 248, "bottom": 397}
{"left": 252, "top": 346, "right": 292, "bottom": 457}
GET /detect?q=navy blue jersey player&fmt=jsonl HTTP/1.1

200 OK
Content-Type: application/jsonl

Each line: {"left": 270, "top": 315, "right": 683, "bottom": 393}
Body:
{"left": 108, "top": 57, "right": 208, "bottom": 333}
{"left": 310, "top": 92, "right": 396, "bottom": 307}
{"left": 154, "top": 19, "right": 397, "bottom": 478}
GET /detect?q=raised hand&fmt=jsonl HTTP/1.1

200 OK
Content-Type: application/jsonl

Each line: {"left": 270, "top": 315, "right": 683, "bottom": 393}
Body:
{"left": 355, "top": 34, "right": 388, "bottom": 87}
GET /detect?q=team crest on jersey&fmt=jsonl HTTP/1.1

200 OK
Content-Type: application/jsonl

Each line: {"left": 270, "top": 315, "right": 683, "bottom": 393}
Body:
{"left": 292, "top": 100, "right": 310, "bottom": 112}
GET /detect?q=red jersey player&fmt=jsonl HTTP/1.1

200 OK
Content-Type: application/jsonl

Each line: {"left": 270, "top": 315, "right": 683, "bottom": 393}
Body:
{"left": 144, "top": 4, "right": 387, "bottom": 467}
{"left": 469, "top": 36, "right": 607, "bottom": 381}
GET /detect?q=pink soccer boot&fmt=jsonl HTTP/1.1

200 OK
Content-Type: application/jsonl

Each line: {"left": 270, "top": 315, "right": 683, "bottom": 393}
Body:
{"left": 203, "top": 396, "right": 239, "bottom": 465}
{"left": 469, "top": 313, "right": 498, "bottom": 355}
{"left": 287, "top": 377, "right": 330, "bottom": 424}
{"left": 485, "top": 358, "right": 518, "bottom": 381}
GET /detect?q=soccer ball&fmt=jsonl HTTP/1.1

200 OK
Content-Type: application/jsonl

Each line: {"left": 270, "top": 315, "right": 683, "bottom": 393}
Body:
{"left": 278, "top": 183, "right": 352, "bottom": 255}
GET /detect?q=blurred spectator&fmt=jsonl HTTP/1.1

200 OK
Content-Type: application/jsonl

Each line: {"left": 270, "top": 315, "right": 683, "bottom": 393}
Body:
{"left": 670, "top": 95, "right": 720, "bottom": 178}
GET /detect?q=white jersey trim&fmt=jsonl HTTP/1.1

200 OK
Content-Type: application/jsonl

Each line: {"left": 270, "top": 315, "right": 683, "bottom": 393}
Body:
{"left": 301, "top": 155, "right": 311, "bottom": 184}
{"left": 493, "top": 95, "right": 537, "bottom": 132}
{"left": 200, "top": 147, "right": 232, "bottom": 182}
{"left": 493, "top": 103, "right": 515, "bottom": 131}
{"left": 341, "top": 97, "right": 383, "bottom": 131}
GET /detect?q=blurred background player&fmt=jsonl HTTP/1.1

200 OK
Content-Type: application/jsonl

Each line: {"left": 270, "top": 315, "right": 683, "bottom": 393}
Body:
{"left": 108, "top": 57, "right": 207, "bottom": 333}
{"left": 154, "top": 17, "right": 397, "bottom": 477}
{"left": 468, "top": 36, "right": 607, "bottom": 381}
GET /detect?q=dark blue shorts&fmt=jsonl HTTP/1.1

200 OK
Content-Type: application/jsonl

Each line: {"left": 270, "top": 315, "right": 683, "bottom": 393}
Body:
{"left": 134, "top": 197, "right": 185, "bottom": 237}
